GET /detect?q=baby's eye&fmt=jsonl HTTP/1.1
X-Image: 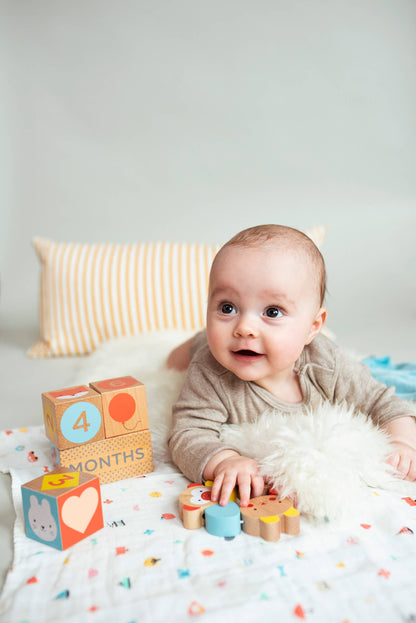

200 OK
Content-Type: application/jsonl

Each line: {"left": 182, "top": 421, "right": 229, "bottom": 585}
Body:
{"left": 264, "top": 307, "right": 283, "bottom": 319}
{"left": 220, "top": 303, "right": 236, "bottom": 314}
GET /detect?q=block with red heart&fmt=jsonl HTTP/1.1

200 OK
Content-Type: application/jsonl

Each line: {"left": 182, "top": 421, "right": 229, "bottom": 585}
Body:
{"left": 21, "top": 467, "right": 104, "bottom": 550}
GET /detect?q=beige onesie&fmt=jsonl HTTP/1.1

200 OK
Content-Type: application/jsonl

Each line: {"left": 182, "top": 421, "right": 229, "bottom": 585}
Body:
{"left": 168, "top": 332, "right": 410, "bottom": 482}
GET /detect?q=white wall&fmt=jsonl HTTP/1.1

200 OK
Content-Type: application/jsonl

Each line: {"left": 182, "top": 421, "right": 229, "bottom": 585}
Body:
{"left": 1, "top": 0, "right": 415, "bottom": 358}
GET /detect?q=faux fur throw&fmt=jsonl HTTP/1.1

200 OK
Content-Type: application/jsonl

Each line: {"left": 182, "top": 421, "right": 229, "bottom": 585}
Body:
{"left": 220, "top": 402, "right": 416, "bottom": 521}
{"left": 73, "top": 331, "right": 416, "bottom": 522}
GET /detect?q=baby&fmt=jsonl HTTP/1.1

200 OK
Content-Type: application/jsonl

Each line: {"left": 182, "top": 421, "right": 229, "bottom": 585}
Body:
{"left": 167, "top": 224, "right": 416, "bottom": 507}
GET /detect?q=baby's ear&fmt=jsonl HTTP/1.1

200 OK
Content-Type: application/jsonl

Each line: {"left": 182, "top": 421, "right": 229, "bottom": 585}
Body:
{"left": 306, "top": 307, "right": 327, "bottom": 344}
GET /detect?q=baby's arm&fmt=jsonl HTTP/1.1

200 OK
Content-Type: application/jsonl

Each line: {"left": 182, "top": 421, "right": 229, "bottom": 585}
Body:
{"left": 382, "top": 416, "right": 416, "bottom": 481}
{"left": 166, "top": 338, "right": 192, "bottom": 371}
{"left": 203, "top": 449, "right": 265, "bottom": 507}
{"left": 328, "top": 343, "right": 416, "bottom": 482}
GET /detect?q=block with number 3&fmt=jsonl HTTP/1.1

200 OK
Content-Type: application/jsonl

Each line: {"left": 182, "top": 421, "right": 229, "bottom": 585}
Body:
{"left": 42, "top": 385, "right": 105, "bottom": 450}
{"left": 21, "top": 467, "right": 104, "bottom": 550}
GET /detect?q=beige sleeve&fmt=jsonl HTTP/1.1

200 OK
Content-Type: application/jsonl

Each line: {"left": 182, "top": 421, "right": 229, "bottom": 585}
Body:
{"left": 168, "top": 362, "right": 240, "bottom": 482}
{"left": 189, "top": 330, "right": 207, "bottom": 359}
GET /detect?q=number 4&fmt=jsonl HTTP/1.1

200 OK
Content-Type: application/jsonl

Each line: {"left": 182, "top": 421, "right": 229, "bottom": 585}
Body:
{"left": 72, "top": 411, "right": 91, "bottom": 433}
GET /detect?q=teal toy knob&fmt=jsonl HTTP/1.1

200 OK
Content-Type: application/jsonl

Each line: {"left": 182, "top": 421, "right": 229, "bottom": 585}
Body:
{"left": 204, "top": 502, "right": 241, "bottom": 537}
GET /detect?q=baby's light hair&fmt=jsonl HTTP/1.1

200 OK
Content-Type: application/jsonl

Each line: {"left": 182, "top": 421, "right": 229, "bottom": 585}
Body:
{"left": 219, "top": 224, "right": 327, "bottom": 306}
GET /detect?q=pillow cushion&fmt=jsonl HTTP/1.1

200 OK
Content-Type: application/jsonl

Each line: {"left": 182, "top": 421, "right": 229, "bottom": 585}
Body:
{"left": 29, "top": 226, "right": 327, "bottom": 357}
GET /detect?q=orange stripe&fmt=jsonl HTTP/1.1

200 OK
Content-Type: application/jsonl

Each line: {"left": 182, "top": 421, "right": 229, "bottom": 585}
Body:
{"left": 151, "top": 243, "right": 160, "bottom": 331}
{"left": 134, "top": 244, "right": 143, "bottom": 333}
{"left": 90, "top": 244, "right": 104, "bottom": 344}
{"left": 178, "top": 244, "right": 187, "bottom": 329}
{"left": 38, "top": 242, "right": 46, "bottom": 343}
{"left": 99, "top": 244, "right": 111, "bottom": 340}
{"left": 187, "top": 244, "right": 195, "bottom": 329}
{"left": 54, "top": 243, "right": 65, "bottom": 355}
{"left": 81, "top": 244, "right": 96, "bottom": 351}
{"left": 142, "top": 243, "right": 152, "bottom": 331}
{"left": 125, "top": 244, "right": 135, "bottom": 335}
{"left": 169, "top": 243, "right": 177, "bottom": 329}
{"left": 73, "top": 244, "right": 88, "bottom": 354}
{"left": 58, "top": 244, "right": 72, "bottom": 355}
{"left": 66, "top": 244, "right": 81, "bottom": 355}
{"left": 40, "top": 241, "right": 50, "bottom": 350}
{"left": 116, "top": 245, "right": 126, "bottom": 336}
{"left": 159, "top": 243, "right": 169, "bottom": 329}
{"left": 107, "top": 244, "right": 118, "bottom": 337}
{"left": 46, "top": 241, "right": 59, "bottom": 350}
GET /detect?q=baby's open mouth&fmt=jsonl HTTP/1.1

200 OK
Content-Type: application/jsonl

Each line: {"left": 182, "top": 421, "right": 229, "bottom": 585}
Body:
{"left": 234, "top": 350, "right": 262, "bottom": 357}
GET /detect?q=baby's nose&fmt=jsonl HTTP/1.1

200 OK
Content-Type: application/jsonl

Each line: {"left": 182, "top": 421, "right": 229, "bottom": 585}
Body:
{"left": 233, "top": 315, "right": 259, "bottom": 338}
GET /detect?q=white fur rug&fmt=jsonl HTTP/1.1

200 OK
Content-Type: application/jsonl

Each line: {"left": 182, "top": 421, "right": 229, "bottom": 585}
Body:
{"left": 73, "top": 331, "right": 416, "bottom": 522}
{"left": 221, "top": 403, "right": 416, "bottom": 520}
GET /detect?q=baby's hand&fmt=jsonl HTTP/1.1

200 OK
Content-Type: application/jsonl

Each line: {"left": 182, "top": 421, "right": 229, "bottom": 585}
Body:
{"left": 387, "top": 441, "right": 416, "bottom": 481}
{"left": 210, "top": 455, "right": 265, "bottom": 507}
{"left": 383, "top": 416, "right": 416, "bottom": 481}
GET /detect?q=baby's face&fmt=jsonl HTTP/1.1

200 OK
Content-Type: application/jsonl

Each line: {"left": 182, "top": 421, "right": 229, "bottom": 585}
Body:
{"left": 206, "top": 245, "right": 325, "bottom": 396}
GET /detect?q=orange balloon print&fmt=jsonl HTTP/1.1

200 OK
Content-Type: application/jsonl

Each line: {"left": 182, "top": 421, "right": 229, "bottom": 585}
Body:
{"left": 108, "top": 393, "right": 136, "bottom": 423}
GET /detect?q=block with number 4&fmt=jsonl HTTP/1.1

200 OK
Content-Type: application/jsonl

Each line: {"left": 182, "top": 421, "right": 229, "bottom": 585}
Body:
{"left": 21, "top": 467, "right": 104, "bottom": 550}
{"left": 42, "top": 385, "right": 105, "bottom": 450}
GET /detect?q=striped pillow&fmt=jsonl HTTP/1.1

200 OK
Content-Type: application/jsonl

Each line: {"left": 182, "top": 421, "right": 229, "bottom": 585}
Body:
{"left": 29, "top": 238, "right": 221, "bottom": 357}
{"left": 29, "top": 226, "right": 327, "bottom": 357}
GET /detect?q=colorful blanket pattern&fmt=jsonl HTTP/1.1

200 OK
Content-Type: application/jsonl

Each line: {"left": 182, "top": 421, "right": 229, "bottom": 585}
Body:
{"left": 1, "top": 426, "right": 416, "bottom": 623}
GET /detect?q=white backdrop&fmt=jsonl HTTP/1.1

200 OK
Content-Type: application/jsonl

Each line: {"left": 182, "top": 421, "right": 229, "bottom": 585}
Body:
{"left": 1, "top": 0, "right": 415, "bottom": 358}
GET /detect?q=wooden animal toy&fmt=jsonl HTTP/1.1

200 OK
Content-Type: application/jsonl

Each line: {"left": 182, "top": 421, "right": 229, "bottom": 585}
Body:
{"left": 179, "top": 485, "right": 300, "bottom": 542}
{"left": 179, "top": 482, "right": 237, "bottom": 530}
{"left": 240, "top": 494, "right": 300, "bottom": 542}
{"left": 21, "top": 467, "right": 104, "bottom": 550}
{"left": 42, "top": 376, "right": 154, "bottom": 484}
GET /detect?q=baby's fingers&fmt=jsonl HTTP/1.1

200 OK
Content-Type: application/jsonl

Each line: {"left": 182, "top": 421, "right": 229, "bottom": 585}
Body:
{"left": 406, "top": 459, "right": 416, "bottom": 482}
{"left": 396, "top": 455, "right": 411, "bottom": 479}
{"left": 387, "top": 452, "right": 400, "bottom": 471}
{"left": 387, "top": 452, "right": 416, "bottom": 481}
{"left": 210, "top": 474, "right": 224, "bottom": 503}
{"left": 219, "top": 473, "right": 239, "bottom": 506}
{"left": 237, "top": 475, "right": 252, "bottom": 508}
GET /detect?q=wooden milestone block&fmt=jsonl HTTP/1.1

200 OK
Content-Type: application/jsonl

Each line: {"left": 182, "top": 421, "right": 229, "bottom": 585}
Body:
{"left": 52, "top": 429, "right": 153, "bottom": 484}
{"left": 21, "top": 467, "right": 103, "bottom": 550}
{"left": 240, "top": 495, "right": 300, "bottom": 542}
{"left": 179, "top": 481, "right": 237, "bottom": 530}
{"left": 42, "top": 385, "right": 105, "bottom": 450}
{"left": 89, "top": 376, "right": 149, "bottom": 439}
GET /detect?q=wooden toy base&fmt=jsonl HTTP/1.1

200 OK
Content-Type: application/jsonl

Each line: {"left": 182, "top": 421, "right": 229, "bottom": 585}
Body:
{"left": 52, "top": 429, "right": 153, "bottom": 484}
{"left": 179, "top": 483, "right": 300, "bottom": 541}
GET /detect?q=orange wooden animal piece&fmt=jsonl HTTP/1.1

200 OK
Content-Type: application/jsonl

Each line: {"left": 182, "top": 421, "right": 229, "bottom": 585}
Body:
{"left": 240, "top": 494, "right": 300, "bottom": 542}
{"left": 179, "top": 482, "right": 237, "bottom": 530}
